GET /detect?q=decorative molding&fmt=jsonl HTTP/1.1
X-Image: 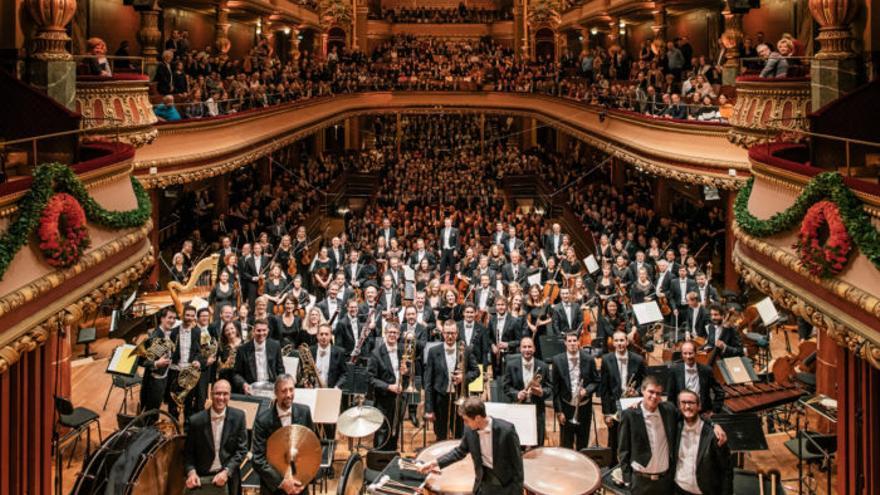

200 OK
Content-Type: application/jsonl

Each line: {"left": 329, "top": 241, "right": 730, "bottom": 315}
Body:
{"left": 733, "top": 243, "right": 880, "bottom": 370}
{"left": 0, "top": 246, "right": 154, "bottom": 375}
{"left": 75, "top": 79, "right": 159, "bottom": 147}
{"left": 728, "top": 78, "right": 812, "bottom": 148}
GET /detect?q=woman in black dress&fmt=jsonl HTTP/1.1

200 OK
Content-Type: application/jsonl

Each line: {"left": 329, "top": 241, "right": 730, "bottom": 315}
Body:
{"left": 595, "top": 299, "right": 625, "bottom": 353}
{"left": 288, "top": 274, "right": 311, "bottom": 309}
{"left": 170, "top": 253, "right": 188, "bottom": 283}
{"left": 311, "top": 247, "right": 333, "bottom": 301}
{"left": 270, "top": 298, "right": 302, "bottom": 350}
{"left": 525, "top": 284, "right": 552, "bottom": 360}
{"left": 436, "top": 288, "right": 462, "bottom": 324}
{"left": 629, "top": 267, "right": 655, "bottom": 305}
{"left": 262, "top": 264, "right": 287, "bottom": 314}
{"left": 595, "top": 264, "right": 617, "bottom": 304}
{"left": 209, "top": 270, "right": 236, "bottom": 323}
{"left": 218, "top": 321, "right": 243, "bottom": 382}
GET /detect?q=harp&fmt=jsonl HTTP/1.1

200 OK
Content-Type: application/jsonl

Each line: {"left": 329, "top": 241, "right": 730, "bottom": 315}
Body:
{"left": 168, "top": 253, "right": 220, "bottom": 315}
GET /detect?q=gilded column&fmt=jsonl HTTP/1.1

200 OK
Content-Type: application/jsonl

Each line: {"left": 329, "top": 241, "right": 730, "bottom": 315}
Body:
{"left": 607, "top": 16, "right": 620, "bottom": 48}
{"left": 289, "top": 27, "right": 301, "bottom": 61}
{"left": 720, "top": 1, "right": 743, "bottom": 85}
{"left": 25, "top": 0, "right": 77, "bottom": 110}
{"left": 808, "top": 0, "right": 859, "bottom": 109}
{"left": 651, "top": 2, "right": 667, "bottom": 44}
{"left": 215, "top": 0, "right": 232, "bottom": 54}
{"left": 135, "top": 0, "right": 162, "bottom": 70}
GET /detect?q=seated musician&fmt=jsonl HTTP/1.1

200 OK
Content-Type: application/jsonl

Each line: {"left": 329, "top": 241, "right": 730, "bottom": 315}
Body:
{"left": 666, "top": 341, "right": 725, "bottom": 415}
{"left": 424, "top": 319, "right": 480, "bottom": 440}
{"left": 184, "top": 379, "right": 249, "bottom": 494}
{"left": 367, "top": 321, "right": 407, "bottom": 449}
{"left": 252, "top": 374, "right": 314, "bottom": 495}
{"left": 418, "top": 397, "right": 524, "bottom": 495}
{"left": 315, "top": 283, "right": 343, "bottom": 325}
{"left": 552, "top": 332, "right": 599, "bottom": 450}
{"left": 503, "top": 337, "right": 551, "bottom": 445}
{"left": 344, "top": 249, "right": 366, "bottom": 292}
{"left": 674, "top": 390, "right": 734, "bottom": 495}
{"left": 600, "top": 330, "right": 646, "bottom": 462}
{"left": 701, "top": 305, "right": 744, "bottom": 357}
{"left": 232, "top": 319, "right": 285, "bottom": 394}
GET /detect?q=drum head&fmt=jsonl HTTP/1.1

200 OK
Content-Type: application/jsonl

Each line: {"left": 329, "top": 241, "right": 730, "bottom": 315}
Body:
{"left": 130, "top": 436, "right": 186, "bottom": 495}
{"left": 416, "top": 440, "right": 474, "bottom": 495}
{"left": 523, "top": 448, "right": 601, "bottom": 495}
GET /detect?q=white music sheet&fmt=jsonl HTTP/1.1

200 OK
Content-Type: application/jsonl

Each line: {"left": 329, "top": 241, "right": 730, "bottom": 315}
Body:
{"left": 485, "top": 402, "right": 537, "bottom": 446}
{"left": 294, "top": 388, "right": 343, "bottom": 423}
{"left": 527, "top": 273, "right": 542, "bottom": 287}
{"left": 283, "top": 356, "right": 300, "bottom": 381}
{"left": 754, "top": 297, "right": 780, "bottom": 326}
{"left": 632, "top": 301, "right": 663, "bottom": 325}
{"left": 583, "top": 255, "right": 600, "bottom": 274}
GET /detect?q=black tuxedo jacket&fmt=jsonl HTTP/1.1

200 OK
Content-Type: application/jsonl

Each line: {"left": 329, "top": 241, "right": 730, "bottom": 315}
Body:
{"left": 344, "top": 263, "right": 366, "bottom": 286}
{"left": 487, "top": 314, "right": 523, "bottom": 351}
{"left": 619, "top": 401, "right": 679, "bottom": 481}
{"left": 231, "top": 338, "right": 285, "bottom": 392}
{"left": 551, "top": 303, "right": 583, "bottom": 335}
{"left": 628, "top": 261, "right": 654, "bottom": 282}
{"left": 503, "top": 237, "right": 524, "bottom": 255}
{"left": 252, "top": 404, "right": 314, "bottom": 494}
{"left": 243, "top": 255, "right": 270, "bottom": 284}
{"left": 665, "top": 362, "right": 725, "bottom": 413}
{"left": 308, "top": 344, "right": 347, "bottom": 388}
{"left": 153, "top": 62, "right": 174, "bottom": 94}
{"left": 184, "top": 407, "right": 249, "bottom": 493}
{"left": 378, "top": 289, "right": 402, "bottom": 312}
{"left": 408, "top": 250, "right": 436, "bottom": 268}
{"left": 438, "top": 227, "right": 461, "bottom": 252}
{"left": 472, "top": 286, "right": 495, "bottom": 311}
{"left": 543, "top": 234, "right": 564, "bottom": 257}
{"left": 424, "top": 343, "right": 480, "bottom": 413}
{"left": 696, "top": 284, "right": 719, "bottom": 306}
{"left": 139, "top": 327, "right": 177, "bottom": 405}
{"left": 328, "top": 248, "right": 345, "bottom": 272}
{"left": 674, "top": 419, "right": 733, "bottom": 495}
{"left": 668, "top": 277, "right": 699, "bottom": 306}
{"left": 701, "top": 323, "right": 744, "bottom": 357}
{"left": 457, "top": 321, "right": 489, "bottom": 366}
{"left": 491, "top": 231, "right": 508, "bottom": 246}
{"left": 551, "top": 351, "right": 599, "bottom": 418}
{"left": 414, "top": 305, "right": 437, "bottom": 336}
{"left": 501, "top": 262, "right": 527, "bottom": 285}
{"left": 598, "top": 351, "right": 646, "bottom": 415}
{"left": 334, "top": 314, "right": 374, "bottom": 357}
{"left": 315, "top": 298, "right": 343, "bottom": 323}
{"left": 681, "top": 305, "right": 709, "bottom": 335}
{"left": 437, "top": 417, "right": 523, "bottom": 495}
{"left": 379, "top": 227, "right": 397, "bottom": 243}
{"left": 502, "top": 356, "right": 551, "bottom": 410}
{"left": 368, "top": 342, "right": 407, "bottom": 399}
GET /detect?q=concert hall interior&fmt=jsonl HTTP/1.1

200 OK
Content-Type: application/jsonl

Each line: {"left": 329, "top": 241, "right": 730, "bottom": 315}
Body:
{"left": 2, "top": 0, "right": 880, "bottom": 494}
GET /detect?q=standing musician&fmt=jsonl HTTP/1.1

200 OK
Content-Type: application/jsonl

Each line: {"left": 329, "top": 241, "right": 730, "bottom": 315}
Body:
{"left": 669, "top": 265, "right": 698, "bottom": 314}
{"left": 232, "top": 319, "right": 285, "bottom": 394}
{"left": 315, "top": 283, "right": 343, "bottom": 325}
{"left": 472, "top": 273, "right": 495, "bottom": 315}
{"left": 378, "top": 273, "right": 402, "bottom": 318}
{"left": 244, "top": 243, "right": 270, "bottom": 310}
{"left": 418, "top": 397, "right": 524, "bottom": 495}
{"left": 488, "top": 297, "right": 522, "bottom": 376}
{"left": 701, "top": 305, "right": 744, "bottom": 357}
{"left": 184, "top": 379, "right": 249, "bottom": 494}
{"left": 139, "top": 307, "right": 177, "bottom": 413}
{"left": 344, "top": 249, "right": 366, "bottom": 291}
{"left": 552, "top": 332, "right": 600, "bottom": 450}
{"left": 438, "top": 217, "right": 461, "bottom": 278}
{"left": 408, "top": 238, "right": 436, "bottom": 270}
{"left": 503, "top": 337, "right": 551, "bottom": 445}
{"left": 673, "top": 389, "right": 734, "bottom": 495}
{"left": 306, "top": 323, "right": 346, "bottom": 439}
{"left": 367, "top": 321, "right": 408, "bottom": 448}
{"left": 413, "top": 292, "right": 438, "bottom": 338}
{"left": 425, "top": 320, "right": 480, "bottom": 440}
{"left": 618, "top": 376, "right": 678, "bottom": 494}
{"left": 168, "top": 305, "right": 205, "bottom": 423}
{"left": 543, "top": 222, "right": 564, "bottom": 258}
{"left": 694, "top": 273, "right": 718, "bottom": 307}
{"left": 666, "top": 341, "right": 725, "bottom": 414}
{"left": 401, "top": 305, "right": 428, "bottom": 426}
{"left": 335, "top": 299, "right": 373, "bottom": 358}
{"left": 458, "top": 303, "right": 489, "bottom": 367}
{"left": 680, "top": 293, "right": 709, "bottom": 339}
{"left": 252, "top": 374, "right": 314, "bottom": 495}
{"left": 551, "top": 287, "right": 582, "bottom": 336}
{"left": 600, "top": 330, "right": 646, "bottom": 461}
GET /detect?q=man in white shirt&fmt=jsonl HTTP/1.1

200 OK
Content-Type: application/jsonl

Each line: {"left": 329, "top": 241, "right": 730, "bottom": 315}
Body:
{"left": 168, "top": 305, "right": 204, "bottom": 422}
{"left": 618, "top": 375, "right": 676, "bottom": 494}
{"left": 673, "top": 389, "right": 733, "bottom": 495}
{"left": 368, "top": 322, "right": 409, "bottom": 449}
{"left": 184, "top": 380, "right": 248, "bottom": 493}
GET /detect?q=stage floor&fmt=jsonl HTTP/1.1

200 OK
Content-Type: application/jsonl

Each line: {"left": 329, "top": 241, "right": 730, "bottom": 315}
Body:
{"left": 57, "top": 328, "right": 836, "bottom": 494}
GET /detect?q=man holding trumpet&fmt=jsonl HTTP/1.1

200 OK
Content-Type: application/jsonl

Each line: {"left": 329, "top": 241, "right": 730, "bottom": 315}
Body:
{"left": 551, "top": 332, "right": 599, "bottom": 450}
{"left": 502, "top": 336, "right": 551, "bottom": 445}
{"left": 600, "top": 330, "right": 646, "bottom": 463}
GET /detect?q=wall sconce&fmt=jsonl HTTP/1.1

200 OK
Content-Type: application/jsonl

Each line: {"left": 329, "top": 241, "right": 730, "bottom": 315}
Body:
{"left": 338, "top": 206, "right": 351, "bottom": 215}
{"left": 619, "top": 27, "right": 626, "bottom": 35}
{"left": 590, "top": 27, "right": 598, "bottom": 35}
{"left": 578, "top": 35, "right": 584, "bottom": 41}
{"left": 284, "top": 27, "right": 291, "bottom": 35}
{"left": 619, "top": 20, "right": 626, "bottom": 28}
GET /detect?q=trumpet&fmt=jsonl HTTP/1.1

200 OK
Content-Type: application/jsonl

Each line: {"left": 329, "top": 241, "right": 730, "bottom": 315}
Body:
{"left": 568, "top": 376, "right": 586, "bottom": 425}
{"left": 519, "top": 370, "right": 543, "bottom": 402}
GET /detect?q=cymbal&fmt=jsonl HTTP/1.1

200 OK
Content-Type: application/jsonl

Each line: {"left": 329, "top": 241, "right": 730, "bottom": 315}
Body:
{"left": 337, "top": 405, "right": 385, "bottom": 438}
{"left": 266, "top": 425, "right": 322, "bottom": 487}
{"left": 522, "top": 447, "right": 602, "bottom": 495}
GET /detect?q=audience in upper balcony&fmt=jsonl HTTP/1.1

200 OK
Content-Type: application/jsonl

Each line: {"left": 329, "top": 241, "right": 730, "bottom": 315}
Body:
{"left": 374, "top": 3, "right": 513, "bottom": 23}
{"left": 154, "top": 95, "right": 182, "bottom": 122}
{"left": 757, "top": 42, "right": 789, "bottom": 78}
{"left": 85, "top": 37, "right": 112, "bottom": 77}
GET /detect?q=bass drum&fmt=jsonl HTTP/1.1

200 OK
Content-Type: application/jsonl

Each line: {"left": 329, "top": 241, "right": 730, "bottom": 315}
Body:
{"left": 129, "top": 436, "right": 185, "bottom": 495}
{"left": 415, "top": 439, "right": 474, "bottom": 495}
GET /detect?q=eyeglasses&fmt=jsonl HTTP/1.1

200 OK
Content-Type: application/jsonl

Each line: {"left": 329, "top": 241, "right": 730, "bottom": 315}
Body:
{"left": 679, "top": 400, "right": 698, "bottom": 406}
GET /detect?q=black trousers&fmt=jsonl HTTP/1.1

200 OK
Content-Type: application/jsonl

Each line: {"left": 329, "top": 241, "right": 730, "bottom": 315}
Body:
{"left": 675, "top": 485, "right": 700, "bottom": 495}
{"left": 438, "top": 249, "right": 456, "bottom": 277}
{"left": 630, "top": 471, "right": 673, "bottom": 495}
{"left": 433, "top": 393, "right": 463, "bottom": 440}
{"left": 559, "top": 403, "right": 589, "bottom": 450}
{"left": 374, "top": 392, "right": 401, "bottom": 449}
{"left": 139, "top": 376, "right": 167, "bottom": 413}
{"left": 607, "top": 419, "right": 620, "bottom": 465}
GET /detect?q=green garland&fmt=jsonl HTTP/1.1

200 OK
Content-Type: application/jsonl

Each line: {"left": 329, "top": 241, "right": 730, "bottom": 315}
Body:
{"left": 0, "top": 163, "right": 151, "bottom": 280}
{"left": 734, "top": 172, "right": 880, "bottom": 271}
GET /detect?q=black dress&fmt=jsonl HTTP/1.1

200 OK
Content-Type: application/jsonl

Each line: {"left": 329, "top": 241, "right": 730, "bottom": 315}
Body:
{"left": 209, "top": 283, "right": 236, "bottom": 322}
{"left": 526, "top": 302, "right": 552, "bottom": 360}
{"left": 263, "top": 277, "right": 286, "bottom": 314}
{"left": 629, "top": 281, "right": 655, "bottom": 305}
{"left": 270, "top": 314, "right": 301, "bottom": 350}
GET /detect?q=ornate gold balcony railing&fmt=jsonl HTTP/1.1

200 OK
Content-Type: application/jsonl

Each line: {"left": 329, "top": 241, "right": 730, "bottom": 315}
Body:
{"left": 728, "top": 76, "right": 812, "bottom": 148}
{"left": 75, "top": 74, "right": 158, "bottom": 147}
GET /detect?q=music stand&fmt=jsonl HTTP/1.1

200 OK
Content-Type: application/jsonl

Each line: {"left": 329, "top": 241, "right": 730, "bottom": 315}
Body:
{"left": 77, "top": 327, "right": 97, "bottom": 358}
{"left": 344, "top": 363, "right": 371, "bottom": 397}
{"left": 711, "top": 413, "right": 768, "bottom": 451}
{"left": 538, "top": 335, "right": 565, "bottom": 362}
{"left": 106, "top": 344, "right": 139, "bottom": 377}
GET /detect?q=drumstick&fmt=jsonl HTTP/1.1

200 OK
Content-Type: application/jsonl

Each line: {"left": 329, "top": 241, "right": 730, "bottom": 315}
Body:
{"left": 758, "top": 471, "right": 765, "bottom": 495}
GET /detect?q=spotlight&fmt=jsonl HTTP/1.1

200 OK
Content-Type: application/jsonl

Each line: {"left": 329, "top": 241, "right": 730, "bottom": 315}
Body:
{"left": 590, "top": 27, "right": 598, "bottom": 35}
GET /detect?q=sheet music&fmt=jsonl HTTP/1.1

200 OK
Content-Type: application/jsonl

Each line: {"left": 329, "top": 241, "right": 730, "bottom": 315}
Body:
{"left": 583, "top": 255, "right": 600, "bottom": 274}
{"left": 123, "top": 290, "right": 138, "bottom": 312}
{"left": 485, "top": 402, "right": 537, "bottom": 446}
{"left": 754, "top": 297, "right": 779, "bottom": 326}
{"left": 294, "top": 388, "right": 343, "bottom": 423}
{"left": 632, "top": 301, "right": 663, "bottom": 325}
{"left": 403, "top": 265, "right": 415, "bottom": 282}
{"left": 106, "top": 344, "right": 138, "bottom": 376}
{"left": 527, "top": 273, "right": 542, "bottom": 287}
{"left": 189, "top": 296, "right": 209, "bottom": 311}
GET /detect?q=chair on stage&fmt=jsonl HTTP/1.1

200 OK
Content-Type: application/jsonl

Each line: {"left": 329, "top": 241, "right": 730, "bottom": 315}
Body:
{"left": 102, "top": 373, "right": 142, "bottom": 412}
{"left": 54, "top": 395, "right": 103, "bottom": 467}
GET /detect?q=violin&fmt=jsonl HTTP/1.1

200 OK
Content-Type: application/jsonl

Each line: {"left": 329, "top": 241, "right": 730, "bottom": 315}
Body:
{"left": 287, "top": 256, "right": 297, "bottom": 278}
{"left": 658, "top": 294, "right": 672, "bottom": 316}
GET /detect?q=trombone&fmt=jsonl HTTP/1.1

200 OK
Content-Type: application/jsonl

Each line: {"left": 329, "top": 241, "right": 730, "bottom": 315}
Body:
{"left": 447, "top": 340, "right": 466, "bottom": 438}
{"left": 392, "top": 331, "right": 416, "bottom": 441}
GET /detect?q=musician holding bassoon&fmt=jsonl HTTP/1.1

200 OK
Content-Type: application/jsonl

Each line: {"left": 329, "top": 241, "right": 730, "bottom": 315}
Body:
{"left": 252, "top": 374, "right": 314, "bottom": 495}
{"left": 184, "top": 379, "right": 249, "bottom": 494}
{"left": 418, "top": 397, "right": 524, "bottom": 495}
{"left": 503, "top": 336, "right": 551, "bottom": 445}
{"left": 600, "top": 330, "right": 646, "bottom": 462}
{"left": 425, "top": 320, "right": 480, "bottom": 440}
{"left": 552, "top": 332, "right": 600, "bottom": 450}
{"left": 367, "top": 321, "right": 408, "bottom": 448}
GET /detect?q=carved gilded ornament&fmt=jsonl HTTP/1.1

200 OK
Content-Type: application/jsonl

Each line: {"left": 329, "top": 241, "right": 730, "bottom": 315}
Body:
{"left": 26, "top": 0, "right": 77, "bottom": 60}
{"left": 728, "top": 79, "right": 812, "bottom": 148}
{"left": 808, "top": 0, "right": 858, "bottom": 59}
{"left": 75, "top": 80, "right": 159, "bottom": 147}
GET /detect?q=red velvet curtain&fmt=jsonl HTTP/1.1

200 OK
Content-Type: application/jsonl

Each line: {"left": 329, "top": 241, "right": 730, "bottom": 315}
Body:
{"left": 837, "top": 344, "right": 880, "bottom": 495}
{"left": 0, "top": 328, "right": 70, "bottom": 495}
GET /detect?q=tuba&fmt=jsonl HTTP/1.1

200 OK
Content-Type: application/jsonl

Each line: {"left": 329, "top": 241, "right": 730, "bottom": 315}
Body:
{"left": 298, "top": 343, "right": 323, "bottom": 388}
{"left": 132, "top": 336, "right": 176, "bottom": 379}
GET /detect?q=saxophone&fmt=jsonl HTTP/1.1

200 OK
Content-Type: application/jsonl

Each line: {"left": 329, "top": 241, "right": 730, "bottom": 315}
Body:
{"left": 298, "top": 343, "right": 323, "bottom": 388}
{"left": 132, "top": 336, "right": 176, "bottom": 379}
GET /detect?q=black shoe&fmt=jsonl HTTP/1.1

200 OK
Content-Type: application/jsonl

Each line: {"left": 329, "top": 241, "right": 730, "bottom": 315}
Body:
{"left": 409, "top": 411, "right": 420, "bottom": 428}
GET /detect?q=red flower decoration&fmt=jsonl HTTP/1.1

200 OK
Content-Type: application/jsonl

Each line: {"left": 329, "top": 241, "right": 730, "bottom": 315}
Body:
{"left": 793, "top": 200, "right": 852, "bottom": 278}
{"left": 37, "top": 193, "right": 91, "bottom": 268}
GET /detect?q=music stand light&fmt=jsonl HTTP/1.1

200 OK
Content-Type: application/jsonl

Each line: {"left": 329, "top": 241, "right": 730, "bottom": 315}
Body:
{"left": 77, "top": 327, "right": 97, "bottom": 358}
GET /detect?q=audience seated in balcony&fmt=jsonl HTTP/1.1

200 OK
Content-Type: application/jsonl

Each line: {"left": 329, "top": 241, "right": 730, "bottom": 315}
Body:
{"left": 85, "top": 37, "right": 112, "bottom": 77}
{"left": 757, "top": 42, "right": 789, "bottom": 78}
{"left": 154, "top": 95, "right": 182, "bottom": 122}
{"left": 375, "top": 3, "right": 512, "bottom": 23}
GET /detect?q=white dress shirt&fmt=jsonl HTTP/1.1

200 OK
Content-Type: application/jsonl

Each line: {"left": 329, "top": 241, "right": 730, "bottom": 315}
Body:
{"left": 496, "top": 315, "right": 506, "bottom": 342}
{"left": 616, "top": 352, "right": 629, "bottom": 393}
{"left": 178, "top": 327, "right": 192, "bottom": 366}
{"left": 463, "top": 323, "right": 474, "bottom": 346}
{"left": 675, "top": 418, "right": 703, "bottom": 493}
{"left": 478, "top": 289, "right": 489, "bottom": 310}
{"left": 387, "top": 345, "right": 399, "bottom": 382}
{"left": 443, "top": 228, "right": 452, "bottom": 249}
{"left": 564, "top": 304, "right": 573, "bottom": 328}
{"left": 632, "top": 403, "right": 670, "bottom": 474}
{"left": 276, "top": 405, "right": 292, "bottom": 427}
{"left": 679, "top": 280, "right": 688, "bottom": 304}
{"left": 684, "top": 364, "right": 700, "bottom": 395}
{"left": 479, "top": 417, "right": 494, "bottom": 469}
{"left": 209, "top": 407, "right": 226, "bottom": 472}
{"left": 444, "top": 344, "right": 457, "bottom": 391}
{"left": 316, "top": 345, "right": 331, "bottom": 386}
{"left": 255, "top": 341, "right": 268, "bottom": 382}
{"left": 567, "top": 352, "right": 580, "bottom": 397}
{"left": 522, "top": 358, "right": 534, "bottom": 385}
{"left": 349, "top": 315, "right": 360, "bottom": 341}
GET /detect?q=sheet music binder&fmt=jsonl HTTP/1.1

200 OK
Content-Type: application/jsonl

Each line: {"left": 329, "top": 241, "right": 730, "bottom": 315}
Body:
{"left": 711, "top": 413, "right": 768, "bottom": 451}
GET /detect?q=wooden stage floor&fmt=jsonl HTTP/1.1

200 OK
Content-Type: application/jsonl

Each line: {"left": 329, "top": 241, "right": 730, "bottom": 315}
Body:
{"left": 56, "top": 329, "right": 836, "bottom": 494}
